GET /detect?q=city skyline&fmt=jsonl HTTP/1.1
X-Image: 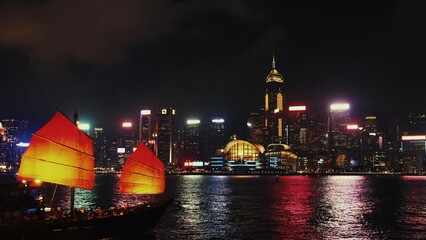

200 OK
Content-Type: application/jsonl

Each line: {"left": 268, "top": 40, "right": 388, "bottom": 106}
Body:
{"left": 1, "top": 1, "right": 425, "bottom": 137}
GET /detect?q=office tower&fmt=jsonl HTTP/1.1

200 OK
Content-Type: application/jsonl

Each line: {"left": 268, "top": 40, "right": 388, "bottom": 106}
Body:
{"left": 157, "top": 107, "right": 176, "bottom": 168}
{"left": 117, "top": 121, "right": 136, "bottom": 169}
{"left": 400, "top": 135, "right": 426, "bottom": 173}
{"left": 93, "top": 127, "right": 108, "bottom": 169}
{"left": 359, "top": 116, "right": 388, "bottom": 171}
{"left": 205, "top": 117, "right": 225, "bottom": 159}
{"left": 139, "top": 110, "right": 152, "bottom": 145}
{"left": 183, "top": 119, "right": 202, "bottom": 162}
{"left": 264, "top": 55, "right": 285, "bottom": 144}
{"left": 328, "top": 103, "right": 352, "bottom": 169}
{"left": 286, "top": 106, "right": 307, "bottom": 149}
{"left": 107, "top": 140, "right": 119, "bottom": 170}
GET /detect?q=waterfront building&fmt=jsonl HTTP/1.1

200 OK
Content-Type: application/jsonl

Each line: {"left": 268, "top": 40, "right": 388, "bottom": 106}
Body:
{"left": 359, "top": 116, "right": 389, "bottom": 171}
{"left": 286, "top": 106, "right": 328, "bottom": 171}
{"left": 223, "top": 139, "right": 264, "bottom": 170}
{"left": 264, "top": 143, "right": 298, "bottom": 172}
{"left": 400, "top": 135, "right": 426, "bottom": 173}
{"left": 204, "top": 117, "right": 225, "bottom": 161}
{"left": 183, "top": 118, "right": 202, "bottom": 162}
{"left": 327, "top": 103, "right": 352, "bottom": 170}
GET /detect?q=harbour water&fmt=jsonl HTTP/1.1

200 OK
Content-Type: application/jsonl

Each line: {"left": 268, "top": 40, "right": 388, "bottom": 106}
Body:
{"left": 2, "top": 173, "right": 426, "bottom": 239}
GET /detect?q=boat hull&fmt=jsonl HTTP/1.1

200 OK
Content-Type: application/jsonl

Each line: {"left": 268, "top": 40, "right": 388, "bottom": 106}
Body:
{"left": 0, "top": 197, "right": 173, "bottom": 239}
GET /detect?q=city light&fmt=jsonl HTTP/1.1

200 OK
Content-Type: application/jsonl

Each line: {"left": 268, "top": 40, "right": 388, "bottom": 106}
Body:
{"left": 330, "top": 103, "right": 350, "bottom": 111}
{"left": 401, "top": 135, "right": 426, "bottom": 141}
{"left": 289, "top": 106, "right": 306, "bottom": 111}
{"left": 122, "top": 122, "right": 132, "bottom": 128}
{"left": 212, "top": 118, "right": 224, "bottom": 123}
{"left": 78, "top": 123, "right": 90, "bottom": 131}
{"left": 346, "top": 124, "right": 359, "bottom": 130}
{"left": 16, "top": 142, "right": 30, "bottom": 147}
{"left": 365, "top": 116, "right": 377, "bottom": 120}
{"left": 186, "top": 119, "right": 200, "bottom": 125}
{"left": 141, "top": 110, "right": 151, "bottom": 115}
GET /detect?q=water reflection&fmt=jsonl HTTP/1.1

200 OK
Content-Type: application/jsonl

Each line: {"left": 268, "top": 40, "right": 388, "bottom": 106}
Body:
{"left": 398, "top": 176, "right": 426, "bottom": 239}
{"left": 271, "top": 176, "right": 321, "bottom": 239}
{"left": 315, "top": 175, "right": 376, "bottom": 239}
{"left": 168, "top": 175, "right": 233, "bottom": 239}
{"left": 2, "top": 173, "right": 426, "bottom": 239}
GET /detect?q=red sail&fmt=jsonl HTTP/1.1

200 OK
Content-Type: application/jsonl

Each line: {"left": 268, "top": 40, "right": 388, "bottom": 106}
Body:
{"left": 17, "top": 111, "right": 94, "bottom": 190}
{"left": 119, "top": 143, "right": 165, "bottom": 194}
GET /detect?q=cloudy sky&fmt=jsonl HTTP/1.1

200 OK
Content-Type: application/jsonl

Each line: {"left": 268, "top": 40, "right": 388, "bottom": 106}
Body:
{"left": 1, "top": 0, "right": 425, "bottom": 137}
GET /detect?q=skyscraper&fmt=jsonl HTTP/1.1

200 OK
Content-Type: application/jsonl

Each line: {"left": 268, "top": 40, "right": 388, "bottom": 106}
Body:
{"left": 93, "top": 127, "right": 108, "bottom": 169}
{"left": 264, "top": 54, "right": 285, "bottom": 144}
{"left": 157, "top": 107, "right": 176, "bottom": 168}
{"left": 139, "top": 109, "right": 152, "bottom": 145}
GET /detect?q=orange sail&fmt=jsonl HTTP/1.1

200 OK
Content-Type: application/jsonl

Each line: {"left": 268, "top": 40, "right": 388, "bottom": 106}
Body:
{"left": 119, "top": 143, "right": 165, "bottom": 194}
{"left": 17, "top": 110, "right": 94, "bottom": 190}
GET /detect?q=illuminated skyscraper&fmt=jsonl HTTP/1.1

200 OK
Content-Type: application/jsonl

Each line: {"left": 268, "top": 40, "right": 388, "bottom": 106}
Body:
{"left": 139, "top": 110, "right": 152, "bottom": 145}
{"left": 264, "top": 54, "right": 285, "bottom": 144}
{"left": 205, "top": 117, "right": 225, "bottom": 158}
{"left": 183, "top": 119, "right": 202, "bottom": 163}
{"left": 93, "top": 127, "right": 108, "bottom": 169}
{"left": 328, "top": 103, "right": 352, "bottom": 169}
{"left": 157, "top": 107, "right": 176, "bottom": 168}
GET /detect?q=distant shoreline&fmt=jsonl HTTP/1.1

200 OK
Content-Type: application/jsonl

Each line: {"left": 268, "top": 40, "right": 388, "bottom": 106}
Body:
{"left": 2, "top": 171, "right": 424, "bottom": 177}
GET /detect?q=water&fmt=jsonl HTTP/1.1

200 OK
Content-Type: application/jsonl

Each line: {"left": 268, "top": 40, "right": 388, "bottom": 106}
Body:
{"left": 2, "top": 174, "right": 426, "bottom": 239}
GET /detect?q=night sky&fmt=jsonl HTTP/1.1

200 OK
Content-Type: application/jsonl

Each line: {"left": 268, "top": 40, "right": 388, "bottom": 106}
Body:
{"left": 1, "top": 0, "right": 425, "bottom": 137}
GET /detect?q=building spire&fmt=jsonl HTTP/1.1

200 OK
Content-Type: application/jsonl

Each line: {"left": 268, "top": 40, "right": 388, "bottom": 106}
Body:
{"left": 272, "top": 51, "right": 276, "bottom": 69}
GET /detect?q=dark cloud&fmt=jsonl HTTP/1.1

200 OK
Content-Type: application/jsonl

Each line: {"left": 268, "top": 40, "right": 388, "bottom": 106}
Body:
{"left": 1, "top": 0, "right": 426, "bottom": 137}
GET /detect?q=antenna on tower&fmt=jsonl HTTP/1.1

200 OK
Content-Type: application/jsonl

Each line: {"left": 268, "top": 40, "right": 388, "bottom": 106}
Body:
{"left": 272, "top": 51, "right": 276, "bottom": 69}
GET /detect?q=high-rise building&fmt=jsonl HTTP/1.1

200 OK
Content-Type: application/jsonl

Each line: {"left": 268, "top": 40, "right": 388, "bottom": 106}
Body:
{"left": 400, "top": 135, "right": 426, "bottom": 173}
{"left": 157, "top": 107, "right": 176, "bottom": 168}
{"left": 205, "top": 117, "right": 225, "bottom": 159}
{"left": 93, "top": 127, "right": 108, "bottom": 169}
{"left": 328, "top": 103, "right": 352, "bottom": 169}
{"left": 139, "top": 110, "right": 152, "bottom": 145}
{"left": 183, "top": 119, "right": 202, "bottom": 162}
{"left": 264, "top": 55, "right": 285, "bottom": 144}
{"left": 286, "top": 105, "right": 307, "bottom": 149}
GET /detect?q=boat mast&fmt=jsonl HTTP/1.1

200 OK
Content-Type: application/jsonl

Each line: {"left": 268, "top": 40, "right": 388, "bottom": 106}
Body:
{"left": 70, "top": 111, "right": 78, "bottom": 212}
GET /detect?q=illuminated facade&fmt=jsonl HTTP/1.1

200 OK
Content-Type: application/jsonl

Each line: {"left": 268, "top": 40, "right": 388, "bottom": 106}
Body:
{"left": 265, "top": 55, "right": 285, "bottom": 144}
{"left": 400, "top": 135, "right": 426, "bottom": 173}
{"left": 139, "top": 110, "right": 152, "bottom": 145}
{"left": 223, "top": 140, "right": 264, "bottom": 170}
{"left": 328, "top": 103, "right": 352, "bottom": 169}
{"left": 93, "top": 127, "right": 108, "bottom": 169}
{"left": 183, "top": 119, "right": 202, "bottom": 162}
{"left": 0, "top": 119, "right": 30, "bottom": 170}
{"left": 205, "top": 117, "right": 225, "bottom": 159}
{"left": 157, "top": 107, "right": 176, "bottom": 168}
{"left": 359, "top": 116, "right": 389, "bottom": 171}
{"left": 264, "top": 143, "right": 298, "bottom": 172}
